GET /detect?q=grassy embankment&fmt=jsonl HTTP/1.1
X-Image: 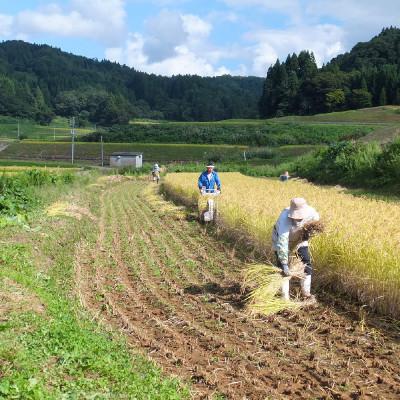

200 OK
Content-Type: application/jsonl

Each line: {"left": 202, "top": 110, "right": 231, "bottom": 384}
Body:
{"left": 0, "top": 116, "right": 92, "bottom": 141}
{"left": 274, "top": 106, "right": 400, "bottom": 144}
{"left": 273, "top": 105, "right": 400, "bottom": 123}
{"left": 163, "top": 172, "right": 400, "bottom": 319}
{"left": 0, "top": 171, "right": 188, "bottom": 399}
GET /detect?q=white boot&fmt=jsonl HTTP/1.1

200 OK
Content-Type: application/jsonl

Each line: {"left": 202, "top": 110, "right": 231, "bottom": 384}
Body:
{"left": 207, "top": 199, "right": 214, "bottom": 220}
{"left": 301, "top": 275, "right": 312, "bottom": 298}
{"left": 281, "top": 277, "right": 290, "bottom": 300}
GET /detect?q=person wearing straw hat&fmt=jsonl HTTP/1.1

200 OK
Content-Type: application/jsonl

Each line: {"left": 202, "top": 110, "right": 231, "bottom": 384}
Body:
{"left": 272, "top": 197, "right": 319, "bottom": 300}
{"left": 198, "top": 163, "right": 221, "bottom": 194}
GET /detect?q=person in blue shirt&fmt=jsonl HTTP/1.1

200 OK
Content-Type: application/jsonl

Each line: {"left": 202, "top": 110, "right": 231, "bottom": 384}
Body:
{"left": 198, "top": 163, "right": 221, "bottom": 193}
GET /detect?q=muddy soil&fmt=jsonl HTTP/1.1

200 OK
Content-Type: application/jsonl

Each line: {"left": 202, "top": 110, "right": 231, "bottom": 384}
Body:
{"left": 75, "top": 181, "right": 400, "bottom": 399}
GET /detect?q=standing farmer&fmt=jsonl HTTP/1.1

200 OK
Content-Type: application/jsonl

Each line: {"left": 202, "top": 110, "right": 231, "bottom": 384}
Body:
{"left": 272, "top": 198, "right": 320, "bottom": 300}
{"left": 152, "top": 163, "right": 160, "bottom": 183}
{"left": 198, "top": 163, "right": 221, "bottom": 193}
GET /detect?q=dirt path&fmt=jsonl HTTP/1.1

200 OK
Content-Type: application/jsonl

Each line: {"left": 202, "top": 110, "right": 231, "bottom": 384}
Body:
{"left": 76, "top": 180, "right": 400, "bottom": 399}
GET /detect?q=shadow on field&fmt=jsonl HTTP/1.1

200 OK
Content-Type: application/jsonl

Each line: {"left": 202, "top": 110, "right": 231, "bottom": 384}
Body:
{"left": 184, "top": 282, "right": 249, "bottom": 310}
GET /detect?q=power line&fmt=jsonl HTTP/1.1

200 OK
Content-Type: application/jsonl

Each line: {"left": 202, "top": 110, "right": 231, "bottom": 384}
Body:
{"left": 71, "top": 117, "right": 76, "bottom": 164}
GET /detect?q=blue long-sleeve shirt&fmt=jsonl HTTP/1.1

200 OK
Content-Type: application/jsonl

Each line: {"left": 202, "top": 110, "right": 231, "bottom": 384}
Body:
{"left": 198, "top": 170, "right": 221, "bottom": 192}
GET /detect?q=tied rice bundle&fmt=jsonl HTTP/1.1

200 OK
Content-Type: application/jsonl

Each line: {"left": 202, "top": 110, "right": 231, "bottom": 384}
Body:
{"left": 243, "top": 264, "right": 300, "bottom": 315}
{"left": 301, "top": 220, "right": 325, "bottom": 241}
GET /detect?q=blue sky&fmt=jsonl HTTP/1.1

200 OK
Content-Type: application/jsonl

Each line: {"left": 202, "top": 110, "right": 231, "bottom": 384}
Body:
{"left": 0, "top": 0, "right": 399, "bottom": 76}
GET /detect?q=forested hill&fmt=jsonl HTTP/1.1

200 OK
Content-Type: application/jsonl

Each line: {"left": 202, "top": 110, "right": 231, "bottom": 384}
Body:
{"left": 0, "top": 40, "right": 263, "bottom": 124}
{"left": 259, "top": 27, "right": 400, "bottom": 118}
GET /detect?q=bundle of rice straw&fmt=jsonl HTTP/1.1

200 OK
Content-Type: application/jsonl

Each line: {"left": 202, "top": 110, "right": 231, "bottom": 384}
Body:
{"left": 301, "top": 220, "right": 325, "bottom": 240}
{"left": 243, "top": 264, "right": 300, "bottom": 315}
{"left": 244, "top": 222, "right": 324, "bottom": 316}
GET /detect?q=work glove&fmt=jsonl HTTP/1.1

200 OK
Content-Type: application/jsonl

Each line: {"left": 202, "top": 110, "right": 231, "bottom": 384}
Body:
{"left": 281, "top": 264, "right": 290, "bottom": 276}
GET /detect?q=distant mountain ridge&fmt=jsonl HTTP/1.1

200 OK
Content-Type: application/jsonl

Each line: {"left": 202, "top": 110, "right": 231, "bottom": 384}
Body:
{"left": 0, "top": 40, "right": 263, "bottom": 124}
{"left": 2, "top": 28, "right": 400, "bottom": 125}
{"left": 259, "top": 27, "right": 400, "bottom": 118}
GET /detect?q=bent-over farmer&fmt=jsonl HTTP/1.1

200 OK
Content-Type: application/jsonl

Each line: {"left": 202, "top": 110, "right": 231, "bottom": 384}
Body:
{"left": 272, "top": 197, "right": 320, "bottom": 300}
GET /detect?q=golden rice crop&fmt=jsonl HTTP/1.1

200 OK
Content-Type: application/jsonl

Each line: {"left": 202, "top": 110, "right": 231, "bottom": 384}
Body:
{"left": 163, "top": 172, "right": 400, "bottom": 318}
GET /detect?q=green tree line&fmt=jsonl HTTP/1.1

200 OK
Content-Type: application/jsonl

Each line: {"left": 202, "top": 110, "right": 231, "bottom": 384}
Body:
{"left": 0, "top": 40, "right": 262, "bottom": 125}
{"left": 259, "top": 27, "right": 400, "bottom": 117}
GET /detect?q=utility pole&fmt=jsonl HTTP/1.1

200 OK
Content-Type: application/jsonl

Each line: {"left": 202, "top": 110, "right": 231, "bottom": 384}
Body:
{"left": 70, "top": 117, "right": 76, "bottom": 164}
{"left": 101, "top": 135, "right": 104, "bottom": 167}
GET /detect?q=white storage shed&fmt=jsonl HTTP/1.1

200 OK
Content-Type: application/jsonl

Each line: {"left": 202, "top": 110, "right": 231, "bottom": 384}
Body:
{"left": 110, "top": 152, "right": 143, "bottom": 168}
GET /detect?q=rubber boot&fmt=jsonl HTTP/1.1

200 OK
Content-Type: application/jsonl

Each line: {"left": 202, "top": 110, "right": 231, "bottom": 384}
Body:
{"left": 301, "top": 275, "right": 314, "bottom": 299}
{"left": 207, "top": 199, "right": 214, "bottom": 221}
{"left": 281, "top": 277, "right": 290, "bottom": 300}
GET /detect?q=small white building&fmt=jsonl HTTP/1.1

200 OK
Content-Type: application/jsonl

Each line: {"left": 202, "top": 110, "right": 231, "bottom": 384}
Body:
{"left": 110, "top": 152, "right": 143, "bottom": 168}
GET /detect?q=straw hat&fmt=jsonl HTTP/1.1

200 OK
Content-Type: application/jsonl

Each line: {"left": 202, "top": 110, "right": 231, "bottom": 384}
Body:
{"left": 288, "top": 197, "right": 308, "bottom": 219}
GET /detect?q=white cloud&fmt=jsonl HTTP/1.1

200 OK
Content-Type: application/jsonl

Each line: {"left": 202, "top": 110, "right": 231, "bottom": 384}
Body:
{"left": 223, "top": 0, "right": 299, "bottom": 12}
{"left": 306, "top": 0, "right": 400, "bottom": 24}
{"left": 305, "top": 0, "right": 400, "bottom": 45}
{"left": 12, "top": 0, "right": 127, "bottom": 45}
{"left": 0, "top": 14, "right": 13, "bottom": 37}
{"left": 106, "top": 11, "right": 232, "bottom": 76}
{"left": 208, "top": 10, "right": 238, "bottom": 23}
{"left": 223, "top": 0, "right": 302, "bottom": 23}
{"left": 106, "top": 34, "right": 231, "bottom": 76}
{"left": 222, "top": 0, "right": 400, "bottom": 74}
{"left": 247, "top": 24, "right": 346, "bottom": 75}
{"left": 143, "top": 10, "right": 187, "bottom": 62}
{"left": 182, "top": 14, "right": 212, "bottom": 39}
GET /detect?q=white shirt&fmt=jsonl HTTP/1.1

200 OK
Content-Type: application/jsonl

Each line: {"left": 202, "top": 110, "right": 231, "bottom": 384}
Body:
{"left": 272, "top": 206, "right": 320, "bottom": 264}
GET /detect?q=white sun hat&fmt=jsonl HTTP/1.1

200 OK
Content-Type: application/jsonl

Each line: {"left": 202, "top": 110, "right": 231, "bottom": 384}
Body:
{"left": 288, "top": 197, "right": 308, "bottom": 219}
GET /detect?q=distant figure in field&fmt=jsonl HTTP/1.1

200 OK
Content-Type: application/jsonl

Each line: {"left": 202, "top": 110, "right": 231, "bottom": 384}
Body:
{"left": 198, "top": 163, "right": 221, "bottom": 194}
{"left": 152, "top": 163, "right": 160, "bottom": 183}
{"left": 279, "top": 171, "right": 290, "bottom": 182}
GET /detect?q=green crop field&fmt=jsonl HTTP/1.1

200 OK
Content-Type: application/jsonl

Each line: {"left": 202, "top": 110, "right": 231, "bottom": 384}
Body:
{"left": 272, "top": 105, "right": 400, "bottom": 124}
{"left": 129, "top": 106, "right": 400, "bottom": 125}
{"left": 0, "top": 116, "right": 92, "bottom": 141}
{"left": 0, "top": 141, "right": 248, "bottom": 164}
{"left": 0, "top": 141, "right": 319, "bottom": 166}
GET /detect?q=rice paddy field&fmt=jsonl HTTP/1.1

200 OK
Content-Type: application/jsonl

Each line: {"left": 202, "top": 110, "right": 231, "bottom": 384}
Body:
{"left": 2, "top": 173, "right": 400, "bottom": 399}
{"left": 0, "top": 141, "right": 247, "bottom": 163}
{"left": 163, "top": 172, "right": 400, "bottom": 319}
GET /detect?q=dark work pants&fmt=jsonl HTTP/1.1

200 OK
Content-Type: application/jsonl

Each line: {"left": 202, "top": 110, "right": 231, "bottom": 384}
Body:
{"left": 275, "top": 246, "right": 312, "bottom": 276}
